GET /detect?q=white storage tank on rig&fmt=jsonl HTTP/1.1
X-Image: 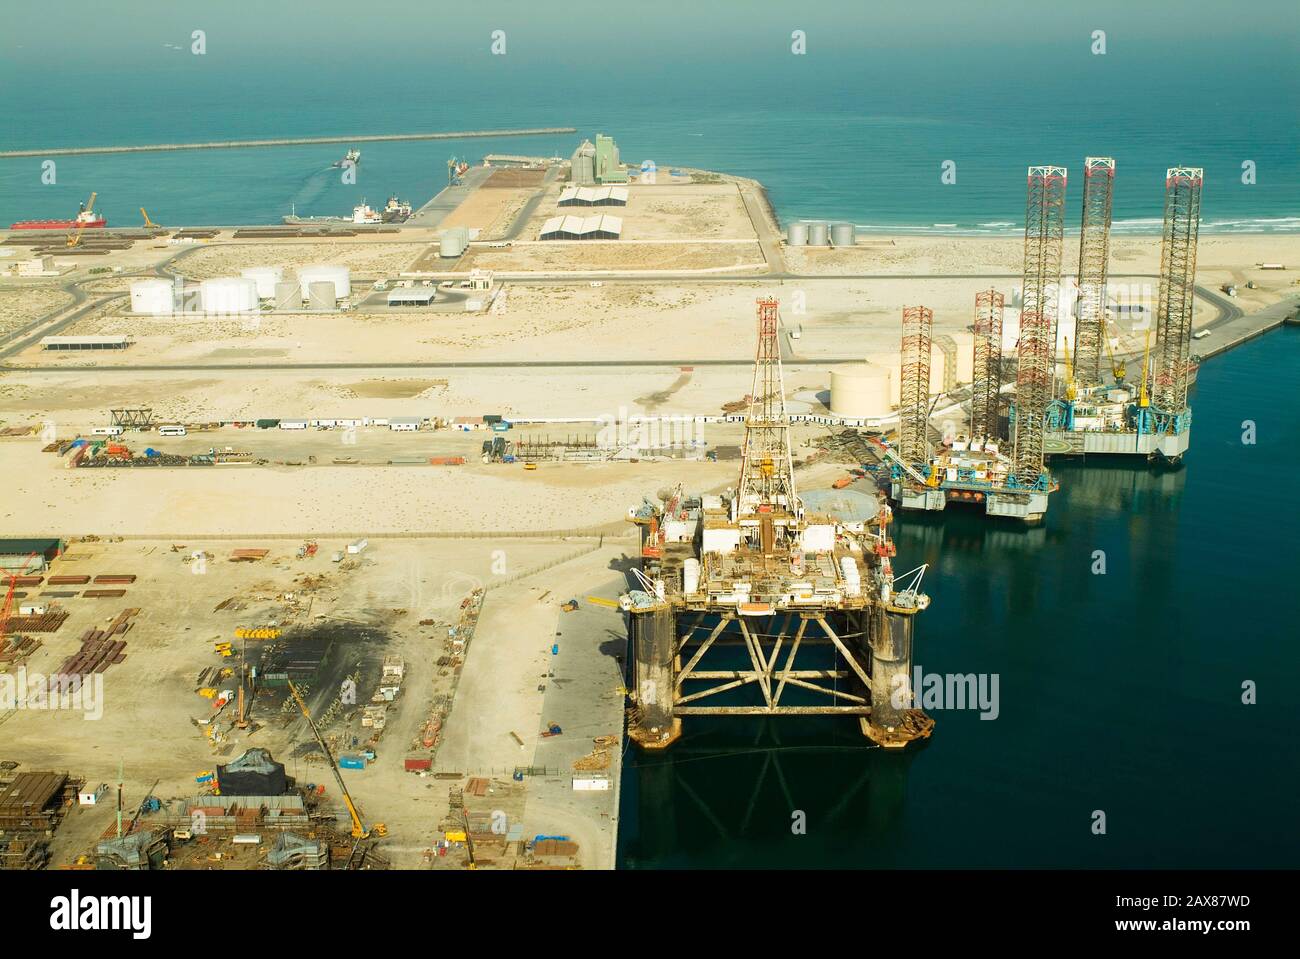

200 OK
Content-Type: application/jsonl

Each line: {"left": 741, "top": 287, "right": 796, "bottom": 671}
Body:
{"left": 199, "top": 277, "right": 259, "bottom": 313}
{"left": 830, "top": 222, "right": 856, "bottom": 247}
{"left": 786, "top": 222, "right": 809, "bottom": 246}
{"left": 273, "top": 280, "right": 300, "bottom": 311}
{"left": 129, "top": 279, "right": 173, "bottom": 315}
{"left": 807, "top": 221, "right": 830, "bottom": 246}
{"left": 241, "top": 266, "right": 284, "bottom": 299}
{"left": 307, "top": 281, "right": 336, "bottom": 311}
{"left": 298, "top": 265, "right": 350, "bottom": 300}
{"left": 830, "top": 362, "right": 892, "bottom": 419}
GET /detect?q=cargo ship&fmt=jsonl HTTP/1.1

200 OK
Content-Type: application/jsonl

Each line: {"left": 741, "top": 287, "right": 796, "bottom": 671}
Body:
{"left": 10, "top": 192, "right": 106, "bottom": 231}
{"left": 283, "top": 196, "right": 411, "bottom": 226}
{"left": 332, "top": 148, "right": 361, "bottom": 168}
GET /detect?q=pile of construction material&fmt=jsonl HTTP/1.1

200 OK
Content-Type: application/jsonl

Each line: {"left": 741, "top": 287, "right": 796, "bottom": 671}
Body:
{"left": 57, "top": 609, "right": 138, "bottom": 677}
{"left": 572, "top": 735, "right": 618, "bottom": 772}
{"left": 0, "top": 634, "right": 41, "bottom": 666}
{"left": 4, "top": 608, "right": 69, "bottom": 633}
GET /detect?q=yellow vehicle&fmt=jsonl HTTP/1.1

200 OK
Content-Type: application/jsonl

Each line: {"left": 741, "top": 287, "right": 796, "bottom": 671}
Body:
{"left": 524, "top": 462, "right": 538, "bottom": 471}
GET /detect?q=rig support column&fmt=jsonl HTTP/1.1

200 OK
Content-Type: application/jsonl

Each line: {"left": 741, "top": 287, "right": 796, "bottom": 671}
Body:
{"left": 628, "top": 607, "right": 681, "bottom": 750}
{"left": 864, "top": 608, "right": 924, "bottom": 748}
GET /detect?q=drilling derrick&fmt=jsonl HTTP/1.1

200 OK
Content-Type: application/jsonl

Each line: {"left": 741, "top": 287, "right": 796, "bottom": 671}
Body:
{"left": 1153, "top": 167, "right": 1203, "bottom": 416}
{"left": 898, "top": 305, "right": 934, "bottom": 467}
{"left": 1073, "top": 157, "right": 1115, "bottom": 389}
{"left": 622, "top": 297, "right": 933, "bottom": 750}
{"left": 1012, "top": 165, "right": 1067, "bottom": 487}
{"left": 735, "top": 297, "right": 800, "bottom": 542}
{"left": 971, "top": 289, "right": 1005, "bottom": 443}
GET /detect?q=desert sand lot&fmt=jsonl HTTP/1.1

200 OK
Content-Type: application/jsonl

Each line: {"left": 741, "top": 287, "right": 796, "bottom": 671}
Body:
{"left": 457, "top": 240, "right": 766, "bottom": 274}
{"left": 0, "top": 286, "right": 75, "bottom": 336}
{"left": 169, "top": 240, "right": 432, "bottom": 280}
{"left": 0, "top": 535, "right": 630, "bottom": 869}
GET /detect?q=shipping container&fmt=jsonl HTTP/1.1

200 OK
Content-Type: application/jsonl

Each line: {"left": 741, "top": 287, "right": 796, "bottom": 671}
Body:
{"left": 338, "top": 756, "right": 365, "bottom": 770}
{"left": 347, "top": 538, "right": 368, "bottom": 554}
{"left": 404, "top": 757, "right": 432, "bottom": 772}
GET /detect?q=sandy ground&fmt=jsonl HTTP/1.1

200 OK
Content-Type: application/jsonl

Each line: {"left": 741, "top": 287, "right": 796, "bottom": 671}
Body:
{"left": 439, "top": 187, "right": 535, "bottom": 237}
{"left": 457, "top": 241, "right": 766, "bottom": 274}
{"left": 0, "top": 285, "right": 74, "bottom": 335}
{"left": 172, "top": 241, "right": 431, "bottom": 280}
{"left": 0, "top": 439, "right": 737, "bottom": 536}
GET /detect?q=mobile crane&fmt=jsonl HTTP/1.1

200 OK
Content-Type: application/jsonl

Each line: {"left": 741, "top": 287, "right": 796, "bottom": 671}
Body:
{"left": 286, "top": 678, "right": 385, "bottom": 839}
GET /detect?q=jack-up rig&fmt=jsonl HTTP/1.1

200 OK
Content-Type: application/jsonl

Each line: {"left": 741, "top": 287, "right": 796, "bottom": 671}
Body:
{"left": 622, "top": 297, "right": 933, "bottom": 750}
{"left": 1047, "top": 162, "right": 1203, "bottom": 461}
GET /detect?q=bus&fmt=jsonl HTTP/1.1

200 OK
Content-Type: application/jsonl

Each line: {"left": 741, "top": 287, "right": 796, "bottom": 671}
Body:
{"left": 91, "top": 426, "right": 123, "bottom": 436}
{"left": 158, "top": 425, "right": 187, "bottom": 436}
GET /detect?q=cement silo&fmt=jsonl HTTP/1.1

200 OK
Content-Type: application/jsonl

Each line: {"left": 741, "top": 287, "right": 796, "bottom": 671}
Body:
{"left": 307, "top": 281, "right": 336, "bottom": 311}
{"left": 786, "top": 222, "right": 808, "bottom": 246}
{"left": 298, "top": 265, "right": 350, "bottom": 299}
{"left": 199, "top": 277, "right": 259, "bottom": 313}
{"left": 807, "top": 221, "right": 830, "bottom": 247}
{"left": 830, "top": 223, "right": 856, "bottom": 247}
{"left": 830, "top": 363, "right": 892, "bottom": 419}
{"left": 241, "top": 266, "right": 283, "bottom": 299}
{"left": 130, "top": 279, "right": 173, "bottom": 315}
{"left": 273, "top": 281, "right": 301, "bottom": 311}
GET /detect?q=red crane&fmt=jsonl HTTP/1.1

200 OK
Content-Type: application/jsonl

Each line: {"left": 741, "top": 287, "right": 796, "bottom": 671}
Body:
{"left": 1, "top": 552, "right": 41, "bottom": 647}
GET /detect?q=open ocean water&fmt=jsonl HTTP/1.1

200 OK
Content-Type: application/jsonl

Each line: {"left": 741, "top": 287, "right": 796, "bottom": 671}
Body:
{"left": 1, "top": 2, "right": 1297, "bottom": 869}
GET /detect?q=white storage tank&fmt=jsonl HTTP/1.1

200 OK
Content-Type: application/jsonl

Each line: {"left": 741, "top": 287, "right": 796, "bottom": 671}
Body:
{"left": 786, "top": 222, "right": 808, "bottom": 246}
{"left": 683, "top": 558, "right": 701, "bottom": 594}
{"left": 830, "top": 363, "right": 892, "bottom": 419}
{"left": 199, "top": 277, "right": 259, "bottom": 313}
{"left": 273, "top": 280, "right": 300, "bottom": 310}
{"left": 130, "top": 279, "right": 173, "bottom": 315}
{"left": 830, "top": 222, "right": 856, "bottom": 247}
{"left": 241, "top": 266, "right": 284, "bottom": 298}
{"left": 440, "top": 228, "right": 468, "bottom": 258}
{"left": 307, "top": 281, "right": 336, "bottom": 311}
{"left": 807, "top": 221, "right": 830, "bottom": 246}
{"left": 298, "top": 265, "right": 350, "bottom": 299}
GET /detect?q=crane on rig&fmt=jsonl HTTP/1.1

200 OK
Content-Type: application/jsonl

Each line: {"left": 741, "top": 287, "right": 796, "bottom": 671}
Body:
{"left": 66, "top": 192, "right": 99, "bottom": 247}
{"left": 286, "top": 678, "right": 384, "bottom": 839}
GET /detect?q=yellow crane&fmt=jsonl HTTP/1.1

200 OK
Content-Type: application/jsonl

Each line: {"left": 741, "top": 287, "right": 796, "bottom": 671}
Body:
{"left": 66, "top": 192, "right": 97, "bottom": 248}
{"left": 1137, "top": 330, "right": 1152, "bottom": 408}
{"left": 140, "top": 207, "right": 159, "bottom": 228}
{"left": 286, "top": 678, "right": 384, "bottom": 839}
{"left": 1062, "top": 337, "right": 1077, "bottom": 401}
{"left": 1103, "top": 322, "right": 1126, "bottom": 383}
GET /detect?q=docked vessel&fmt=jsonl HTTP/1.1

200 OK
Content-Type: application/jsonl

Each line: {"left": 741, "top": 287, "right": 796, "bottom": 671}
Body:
{"left": 332, "top": 148, "right": 361, "bottom": 168}
{"left": 283, "top": 200, "right": 383, "bottom": 226}
{"left": 381, "top": 195, "right": 412, "bottom": 223}
{"left": 11, "top": 192, "right": 106, "bottom": 231}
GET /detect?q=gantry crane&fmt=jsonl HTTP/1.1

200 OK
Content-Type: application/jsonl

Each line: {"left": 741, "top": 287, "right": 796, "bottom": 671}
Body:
{"left": 286, "top": 678, "right": 384, "bottom": 840}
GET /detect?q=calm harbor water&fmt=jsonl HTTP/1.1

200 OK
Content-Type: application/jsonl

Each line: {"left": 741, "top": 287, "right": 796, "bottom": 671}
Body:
{"left": 618, "top": 326, "right": 1300, "bottom": 868}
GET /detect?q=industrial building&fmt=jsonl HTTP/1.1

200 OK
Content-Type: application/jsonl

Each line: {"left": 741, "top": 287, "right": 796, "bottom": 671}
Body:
{"left": 40, "top": 335, "right": 131, "bottom": 351}
{"left": 0, "top": 536, "right": 65, "bottom": 572}
{"left": 539, "top": 214, "right": 623, "bottom": 240}
{"left": 387, "top": 288, "right": 437, "bottom": 307}
{"left": 621, "top": 298, "right": 934, "bottom": 751}
{"left": 297, "top": 265, "right": 351, "bottom": 299}
{"left": 594, "top": 134, "right": 628, "bottom": 183}
{"left": 558, "top": 186, "right": 629, "bottom": 207}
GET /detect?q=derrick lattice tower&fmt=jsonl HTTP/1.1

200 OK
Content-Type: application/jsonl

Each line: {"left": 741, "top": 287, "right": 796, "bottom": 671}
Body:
{"left": 971, "top": 289, "right": 1005, "bottom": 443}
{"left": 898, "top": 305, "right": 934, "bottom": 467}
{"left": 1073, "top": 157, "right": 1115, "bottom": 388}
{"left": 1153, "top": 167, "right": 1203, "bottom": 413}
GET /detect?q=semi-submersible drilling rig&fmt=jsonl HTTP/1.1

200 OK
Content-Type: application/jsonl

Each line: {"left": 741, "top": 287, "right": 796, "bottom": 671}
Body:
{"left": 622, "top": 298, "right": 934, "bottom": 750}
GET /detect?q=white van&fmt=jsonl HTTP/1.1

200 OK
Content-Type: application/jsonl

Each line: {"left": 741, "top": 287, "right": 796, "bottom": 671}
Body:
{"left": 91, "top": 426, "right": 123, "bottom": 436}
{"left": 158, "top": 425, "right": 187, "bottom": 437}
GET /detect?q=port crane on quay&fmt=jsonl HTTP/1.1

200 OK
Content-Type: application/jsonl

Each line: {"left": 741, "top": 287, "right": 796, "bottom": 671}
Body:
{"left": 622, "top": 298, "right": 934, "bottom": 750}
